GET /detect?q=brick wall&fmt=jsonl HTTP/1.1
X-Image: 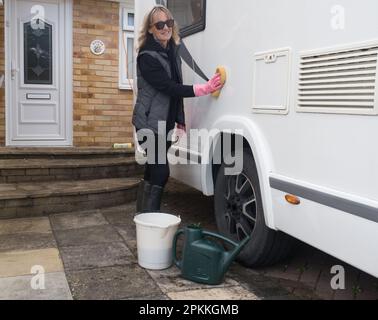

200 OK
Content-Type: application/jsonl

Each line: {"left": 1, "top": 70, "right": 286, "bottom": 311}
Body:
{"left": 0, "top": 5, "right": 5, "bottom": 146}
{"left": 73, "top": 0, "right": 134, "bottom": 147}
{"left": 0, "top": 1, "right": 135, "bottom": 148}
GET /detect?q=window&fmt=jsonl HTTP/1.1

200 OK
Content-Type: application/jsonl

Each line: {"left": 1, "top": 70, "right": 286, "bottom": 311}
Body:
{"left": 24, "top": 21, "right": 53, "bottom": 85}
{"left": 122, "top": 8, "right": 135, "bottom": 31}
{"left": 167, "top": 0, "right": 206, "bottom": 38}
{"left": 119, "top": 6, "right": 135, "bottom": 90}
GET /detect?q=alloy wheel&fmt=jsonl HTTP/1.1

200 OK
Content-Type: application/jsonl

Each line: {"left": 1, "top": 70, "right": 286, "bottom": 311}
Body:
{"left": 223, "top": 173, "right": 257, "bottom": 241}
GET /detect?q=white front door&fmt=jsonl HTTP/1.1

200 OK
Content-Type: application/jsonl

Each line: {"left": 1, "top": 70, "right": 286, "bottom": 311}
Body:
{"left": 7, "top": 0, "right": 72, "bottom": 146}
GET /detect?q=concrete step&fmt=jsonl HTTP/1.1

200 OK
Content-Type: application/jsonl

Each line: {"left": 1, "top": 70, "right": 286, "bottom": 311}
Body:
{"left": 0, "top": 147, "right": 135, "bottom": 159}
{"left": 0, "top": 157, "right": 144, "bottom": 183}
{"left": 0, "top": 177, "right": 141, "bottom": 219}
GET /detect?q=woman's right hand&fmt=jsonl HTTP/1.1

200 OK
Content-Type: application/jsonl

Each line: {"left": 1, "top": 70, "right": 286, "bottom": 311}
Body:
{"left": 194, "top": 73, "right": 223, "bottom": 97}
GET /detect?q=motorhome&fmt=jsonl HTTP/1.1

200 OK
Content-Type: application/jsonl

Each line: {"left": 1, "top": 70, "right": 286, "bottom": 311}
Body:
{"left": 134, "top": 0, "right": 378, "bottom": 277}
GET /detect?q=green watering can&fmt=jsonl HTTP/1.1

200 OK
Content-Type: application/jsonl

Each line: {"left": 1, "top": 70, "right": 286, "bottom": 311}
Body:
{"left": 172, "top": 225, "right": 250, "bottom": 285}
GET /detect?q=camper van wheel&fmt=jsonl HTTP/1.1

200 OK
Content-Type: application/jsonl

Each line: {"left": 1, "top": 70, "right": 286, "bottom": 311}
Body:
{"left": 214, "top": 149, "right": 296, "bottom": 267}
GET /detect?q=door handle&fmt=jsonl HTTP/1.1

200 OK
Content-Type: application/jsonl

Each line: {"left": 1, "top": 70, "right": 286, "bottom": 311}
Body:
{"left": 11, "top": 60, "right": 19, "bottom": 80}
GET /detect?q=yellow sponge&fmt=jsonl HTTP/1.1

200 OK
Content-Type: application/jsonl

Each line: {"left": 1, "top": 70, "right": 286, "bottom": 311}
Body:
{"left": 211, "top": 66, "right": 227, "bottom": 98}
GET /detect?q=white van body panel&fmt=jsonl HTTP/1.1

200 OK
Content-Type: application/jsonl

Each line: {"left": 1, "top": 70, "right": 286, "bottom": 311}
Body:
{"left": 135, "top": 0, "right": 378, "bottom": 277}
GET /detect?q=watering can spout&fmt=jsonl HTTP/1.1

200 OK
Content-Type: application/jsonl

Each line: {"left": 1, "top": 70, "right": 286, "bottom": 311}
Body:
{"left": 222, "top": 236, "right": 251, "bottom": 273}
{"left": 172, "top": 227, "right": 251, "bottom": 285}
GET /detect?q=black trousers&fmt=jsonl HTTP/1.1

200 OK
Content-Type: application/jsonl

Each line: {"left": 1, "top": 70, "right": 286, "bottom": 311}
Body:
{"left": 137, "top": 129, "right": 173, "bottom": 188}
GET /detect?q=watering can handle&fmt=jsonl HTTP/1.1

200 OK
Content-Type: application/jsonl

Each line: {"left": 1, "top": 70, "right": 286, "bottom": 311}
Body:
{"left": 172, "top": 229, "right": 184, "bottom": 269}
{"left": 202, "top": 231, "right": 240, "bottom": 248}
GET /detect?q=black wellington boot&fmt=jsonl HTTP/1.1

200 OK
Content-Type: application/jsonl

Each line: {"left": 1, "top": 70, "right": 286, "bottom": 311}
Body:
{"left": 142, "top": 185, "right": 163, "bottom": 213}
{"left": 136, "top": 179, "right": 151, "bottom": 213}
{"left": 141, "top": 181, "right": 153, "bottom": 212}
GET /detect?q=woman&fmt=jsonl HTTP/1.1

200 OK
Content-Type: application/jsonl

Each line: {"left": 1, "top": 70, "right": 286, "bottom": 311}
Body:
{"left": 132, "top": 5, "right": 223, "bottom": 213}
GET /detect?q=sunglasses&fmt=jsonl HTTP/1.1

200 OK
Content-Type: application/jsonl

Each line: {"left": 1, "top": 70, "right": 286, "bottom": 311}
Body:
{"left": 153, "top": 19, "right": 175, "bottom": 30}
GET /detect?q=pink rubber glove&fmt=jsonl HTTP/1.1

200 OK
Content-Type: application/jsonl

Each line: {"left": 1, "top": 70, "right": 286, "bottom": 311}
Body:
{"left": 193, "top": 73, "right": 223, "bottom": 97}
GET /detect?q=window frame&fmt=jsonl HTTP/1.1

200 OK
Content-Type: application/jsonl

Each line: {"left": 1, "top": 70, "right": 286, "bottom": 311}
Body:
{"left": 167, "top": 0, "right": 206, "bottom": 38}
{"left": 122, "top": 8, "right": 135, "bottom": 32}
{"left": 119, "top": 5, "right": 135, "bottom": 90}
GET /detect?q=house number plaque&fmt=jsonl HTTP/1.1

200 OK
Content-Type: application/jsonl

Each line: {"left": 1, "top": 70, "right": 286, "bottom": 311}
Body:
{"left": 90, "top": 40, "right": 106, "bottom": 55}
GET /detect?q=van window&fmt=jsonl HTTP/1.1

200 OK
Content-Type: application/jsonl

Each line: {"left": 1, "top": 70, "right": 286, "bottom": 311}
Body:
{"left": 167, "top": 0, "right": 206, "bottom": 37}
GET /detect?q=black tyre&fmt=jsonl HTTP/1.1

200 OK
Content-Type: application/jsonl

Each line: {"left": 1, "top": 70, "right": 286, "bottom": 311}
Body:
{"left": 214, "top": 149, "right": 296, "bottom": 267}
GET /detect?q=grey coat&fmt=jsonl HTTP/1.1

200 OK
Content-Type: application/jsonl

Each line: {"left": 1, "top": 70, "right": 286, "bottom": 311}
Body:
{"left": 132, "top": 50, "right": 185, "bottom": 134}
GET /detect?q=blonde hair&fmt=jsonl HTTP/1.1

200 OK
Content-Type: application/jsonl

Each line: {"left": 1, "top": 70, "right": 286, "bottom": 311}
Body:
{"left": 137, "top": 5, "right": 181, "bottom": 52}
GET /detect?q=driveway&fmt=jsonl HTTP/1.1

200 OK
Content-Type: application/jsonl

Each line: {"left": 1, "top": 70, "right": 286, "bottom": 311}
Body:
{"left": 0, "top": 178, "right": 376, "bottom": 300}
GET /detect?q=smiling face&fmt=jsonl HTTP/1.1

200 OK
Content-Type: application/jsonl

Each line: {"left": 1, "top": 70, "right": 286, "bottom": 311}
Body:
{"left": 149, "top": 10, "right": 173, "bottom": 48}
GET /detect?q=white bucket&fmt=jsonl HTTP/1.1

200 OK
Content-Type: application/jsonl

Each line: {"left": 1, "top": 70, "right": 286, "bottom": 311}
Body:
{"left": 133, "top": 212, "right": 181, "bottom": 270}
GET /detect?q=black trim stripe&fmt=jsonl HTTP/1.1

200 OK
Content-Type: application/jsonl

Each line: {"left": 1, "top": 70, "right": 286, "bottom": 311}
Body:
{"left": 178, "top": 42, "right": 209, "bottom": 81}
{"left": 270, "top": 177, "right": 378, "bottom": 224}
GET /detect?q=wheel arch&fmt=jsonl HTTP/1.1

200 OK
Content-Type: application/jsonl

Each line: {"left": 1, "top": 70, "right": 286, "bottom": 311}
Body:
{"left": 201, "top": 115, "right": 276, "bottom": 229}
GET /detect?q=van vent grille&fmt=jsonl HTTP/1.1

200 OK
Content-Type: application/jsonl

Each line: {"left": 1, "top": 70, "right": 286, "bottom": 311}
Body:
{"left": 298, "top": 45, "right": 378, "bottom": 111}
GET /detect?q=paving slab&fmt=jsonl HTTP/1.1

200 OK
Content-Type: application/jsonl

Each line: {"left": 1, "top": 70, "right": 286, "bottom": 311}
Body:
{"left": 122, "top": 294, "right": 169, "bottom": 300}
{"left": 147, "top": 266, "right": 240, "bottom": 294}
{"left": 101, "top": 203, "right": 137, "bottom": 215}
{"left": 310, "top": 270, "right": 336, "bottom": 300}
{"left": 167, "top": 286, "right": 259, "bottom": 300}
{"left": 333, "top": 266, "right": 361, "bottom": 300}
{"left": 105, "top": 224, "right": 137, "bottom": 252}
{"left": 113, "top": 223, "right": 136, "bottom": 243}
{"left": 54, "top": 225, "right": 123, "bottom": 247}
{"left": 0, "top": 272, "right": 72, "bottom": 300}
{"left": 102, "top": 204, "right": 137, "bottom": 225}
{"left": 356, "top": 273, "right": 378, "bottom": 300}
{"left": 122, "top": 238, "right": 138, "bottom": 257}
{"left": 228, "top": 264, "right": 296, "bottom": 299}
{"left": 0, "top": 217, "right": 51, "bottom": 235}
{"left": 66, "top": 265, "right": 162, "bottom": 300}
{"left": 59, "top": 242, "right": 136, "bottom": 271}
{"left": 0, "top": 248, "right": 64, "bottom": 278}
{"left": 292, "top": 286, "right": 319, "bottom": 300}
{"left": 50, "top": 211, "right": 108, "bottom": 231}
{"left": 0, "top": 233, "right": 57, "bottom": 253}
